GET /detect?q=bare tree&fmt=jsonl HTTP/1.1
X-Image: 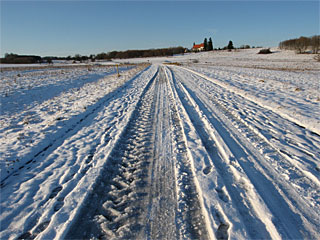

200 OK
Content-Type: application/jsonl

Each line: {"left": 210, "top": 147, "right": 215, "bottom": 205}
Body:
{"left": 311, "top": 35, "right": 320, "bottom": 54}
{"left": 295, "top": 37, "right": 310, "bottom": 53}
{"left": 279, "top": 35, "right": 319, "bottom": 54}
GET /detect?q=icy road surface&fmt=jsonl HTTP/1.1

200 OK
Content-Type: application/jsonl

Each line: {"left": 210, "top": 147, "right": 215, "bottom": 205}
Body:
{"left": 1, "top": 64, "right": 319, "bottom": 239}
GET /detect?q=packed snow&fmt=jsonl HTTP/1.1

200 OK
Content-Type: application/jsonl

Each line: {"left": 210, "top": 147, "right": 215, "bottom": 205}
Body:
{"left": 1, "top": 49, "right": 319, "bottom": 239}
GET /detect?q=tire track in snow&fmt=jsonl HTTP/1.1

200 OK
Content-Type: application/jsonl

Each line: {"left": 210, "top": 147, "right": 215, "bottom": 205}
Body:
{"left": 65, "top": 69, "right": 160, "bottom": 239}
{"left": 145, "top": 69, "right": 178, "bottom": 239}
{"left": 146, "top": 68, "right": 209, "bottom": 239}
{"left": 0, "top": 66, "right": 158, "bottom": 240}
{"left": 170, "top": 68, "right": 276, "bottom": 239}
{"left": 174, "top": 66, "right": 320, "bottom": 218}
{"left": 183, "top": 66, "right": 320, "bottom": 136}
{"left": 165, "top": 67, "right": 232, "bottom": 240}
{"left": 181, "top": 66, "right": 320, "bottom": 185}
{"left": 65, "top": 67, "right": 209, "bottom": 239}
{"left": 182, "top": 66, "right": 320, "bottom": 187}
{"left": 164, "top": 69, "right": 211, "bottom": 240}
{"left": 170, "top": 66, "right": 320, "bottom": 239}
{"left": 0, "top": 66, "right": 149, "bottom": 185}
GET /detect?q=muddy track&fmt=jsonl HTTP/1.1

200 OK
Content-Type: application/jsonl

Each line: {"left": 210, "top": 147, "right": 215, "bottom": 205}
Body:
{"left": 65, "top": 67, "right": 209, "bottom": 239}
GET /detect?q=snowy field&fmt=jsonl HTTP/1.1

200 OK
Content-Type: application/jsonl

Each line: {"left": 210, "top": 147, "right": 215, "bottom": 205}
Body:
{"left": 1, "top": 49, "right": 320, "bottom": 239}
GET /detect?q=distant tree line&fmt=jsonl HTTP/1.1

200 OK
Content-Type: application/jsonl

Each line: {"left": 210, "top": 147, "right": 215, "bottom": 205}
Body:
{"left": 215, "top": 40, "right": 235, "bottom": 51}
{"left": 95, "top": 47, "right": 186, "bottom": 60}
{"left": 1, "top": 47, "right": 186, "bottom": 64}
{"left": 1, "top": 53, "right": 42, "bottom": 64}
{"left": 239, "top": 44, "right": 251, "bottom": 49}
{"left": 214, "top": 41, "right": 254, "bottom": 51}
{"left": 279, "top": 35, "right": 320, "bottom": 54}
{"left": 0, "top": 53, "right": 76, "bottom": 64}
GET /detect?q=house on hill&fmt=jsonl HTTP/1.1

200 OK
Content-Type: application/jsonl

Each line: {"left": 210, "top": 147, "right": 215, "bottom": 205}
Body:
{"left": 192, "top": 43, "right": 204, "bottom": 52}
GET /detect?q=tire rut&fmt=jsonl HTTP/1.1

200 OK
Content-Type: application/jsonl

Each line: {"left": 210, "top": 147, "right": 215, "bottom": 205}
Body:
{"left": 65, "top": 70, "right": 158, "bottom": 240}
{"left": 170, "top": 67, "right": 319, "bottom": 239}
{"left": 171, "top": 68, "right": 274, "bottom": 239}
{"left": 65, "top": 67, "right": 209, "bottom": 240}
{"left": 3, "top": 66, "right": 154, "bottom": 240}
{"left": 1, "top": 66, "right": 149, "bottom": 186}
{"left": 166, "top": 71, "right": 210, "bottom": 239}
{"left": 175, "top": 66, "right": 320, "bottom": 231}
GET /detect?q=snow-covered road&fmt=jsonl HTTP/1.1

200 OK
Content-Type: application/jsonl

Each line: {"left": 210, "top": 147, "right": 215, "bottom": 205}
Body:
{"left": 1, "top": 63, "right": 319, "bottom": 239}
{"left": 65, "top": 67, "right": 209, "bottom": 239}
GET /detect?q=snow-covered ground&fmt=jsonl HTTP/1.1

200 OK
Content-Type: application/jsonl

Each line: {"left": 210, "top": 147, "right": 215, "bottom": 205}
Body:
{"left": 118, "top": 47, "right": 320, "bottom": 71}
{"left": 0, "top": 60, "right": 118, "bottom": 69}
{"left": 1, "top": 49, "right": 319, "bottom": 239}
{"left": 1, "top": 65, "right": 137, "bottom": 180}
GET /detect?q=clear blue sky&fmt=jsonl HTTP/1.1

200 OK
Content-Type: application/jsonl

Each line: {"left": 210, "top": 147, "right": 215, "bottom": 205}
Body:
{"left": 1, "top": 1, "right": 319, "bottom": 57}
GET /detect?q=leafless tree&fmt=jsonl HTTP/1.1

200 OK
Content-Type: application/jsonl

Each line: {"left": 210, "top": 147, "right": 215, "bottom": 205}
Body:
{"left": 311, "top": 35, "right": 320, "bottom": 54}
{"left": 279, "top": 35, "right": 319, "bottom": 54}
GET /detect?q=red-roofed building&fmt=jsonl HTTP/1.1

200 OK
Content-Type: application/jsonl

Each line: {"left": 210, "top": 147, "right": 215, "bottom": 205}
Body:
{"left": 192, "top": 43, "right": 204, "bottom": 52}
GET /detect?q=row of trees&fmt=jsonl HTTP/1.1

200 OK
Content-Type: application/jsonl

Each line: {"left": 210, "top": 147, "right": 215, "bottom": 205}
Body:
{"left": 279, "top": 35, "right": 320, "bottom": 53}
{"left": 1, "top": 53, "right": 42, "bottom": 64}
{"left": 70, "top": 46, "right": 186, "bottom": 61}
{"left": 1, "top": 47, "right": 186, "bottom": 64}
{"left": 95, "top": 47, "right": 185, "bottom": 60}
{"left": 0, "top": 53, "right": 95, "bottom": 64}
{"left": 204, "top": 38, "right": 214, "bottom": 51}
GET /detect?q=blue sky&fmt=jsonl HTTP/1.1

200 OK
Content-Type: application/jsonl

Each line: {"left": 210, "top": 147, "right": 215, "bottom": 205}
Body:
{"left": 1, "top": 1, "right": 319, "bottom": 57}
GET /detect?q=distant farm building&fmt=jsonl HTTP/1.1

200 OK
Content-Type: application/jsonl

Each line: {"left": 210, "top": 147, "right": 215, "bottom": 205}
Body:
{"left": 192, "top": 43, "right": 204, "bottom": 52}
